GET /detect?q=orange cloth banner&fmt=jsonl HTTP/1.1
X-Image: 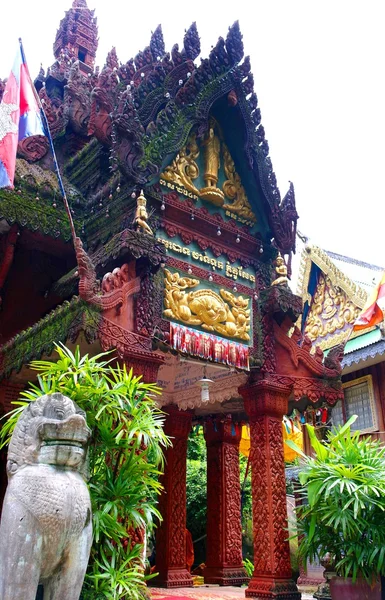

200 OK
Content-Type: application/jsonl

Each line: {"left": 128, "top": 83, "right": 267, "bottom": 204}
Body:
{"left": 239, "top": 422, "right": 303, "bottom": 463}
{"left": 353, "top": 271, "right": 385, "bottom": 331}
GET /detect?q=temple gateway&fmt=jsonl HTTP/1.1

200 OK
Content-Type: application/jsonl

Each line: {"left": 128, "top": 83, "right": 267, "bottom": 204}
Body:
{"left": 0, "top": 1, "right": 344, "bottom": 598}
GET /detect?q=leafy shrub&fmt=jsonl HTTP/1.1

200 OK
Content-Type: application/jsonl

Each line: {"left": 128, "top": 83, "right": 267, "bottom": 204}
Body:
{"left": 1, "top": 344, "right": 170, "bottom": 600}
{"left": 288, "top": 416, "right": 385, "bottom": 583}
{"left": 243, "top": 557, "right": 254, "bottom": 578}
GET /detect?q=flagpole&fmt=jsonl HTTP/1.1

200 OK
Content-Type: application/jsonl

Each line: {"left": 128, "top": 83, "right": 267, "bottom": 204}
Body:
{"left": 18, "top": 38, "right": 77, "bottom": 244}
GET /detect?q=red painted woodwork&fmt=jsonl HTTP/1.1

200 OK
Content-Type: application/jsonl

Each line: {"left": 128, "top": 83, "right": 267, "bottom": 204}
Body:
{"left": 0, "top": 234, "right": 74, "bottom": 344}
{"left": 203, "top": 416, "right": 249, "bottom": 586}
{"left": 240, "top": 380, "right": 300, "bottom": 600}
{"left": 0, "top": 225, "right": 19, "bottom": 304}
{"left": 122, "top": 354, "right": 164, "bottom": 384}
{"left": 0, "top": 380, "right": 25, "bottom": 511}
{"left": 153, "top": 406, "right": 193, "bottom": 588}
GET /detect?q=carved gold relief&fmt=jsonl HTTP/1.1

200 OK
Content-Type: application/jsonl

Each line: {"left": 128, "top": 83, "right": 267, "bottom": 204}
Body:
{"left": 161, "top": 133, "right": 200, "bottom": 196}
{"left": 163, "top": 269, "right": 251, "bottom": 342}
{"left": 304, "top": 273, "right": 361, "bottom": 342}
{"left": 222, "top": 143, "right": 256, "bottom": 222}
{"left": 160, "top": 122, "right": 257, "bottom": 222}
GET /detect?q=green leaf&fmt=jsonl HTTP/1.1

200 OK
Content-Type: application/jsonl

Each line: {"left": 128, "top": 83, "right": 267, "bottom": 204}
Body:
{"left": 306, "top": 423, "right": 329, "bottom": 460}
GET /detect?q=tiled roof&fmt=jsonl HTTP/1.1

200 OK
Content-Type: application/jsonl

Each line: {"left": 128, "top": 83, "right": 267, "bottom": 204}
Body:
{"left": 324, "top": 250, "right": 384, "bottom": 294}
{"left": 342, "top": 338, "right": 385, "bottom": 369}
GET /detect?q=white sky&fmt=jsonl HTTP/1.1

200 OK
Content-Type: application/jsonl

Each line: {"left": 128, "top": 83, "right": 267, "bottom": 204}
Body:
{"left": 1, "top": 0, "right": 385, "bottom": 274}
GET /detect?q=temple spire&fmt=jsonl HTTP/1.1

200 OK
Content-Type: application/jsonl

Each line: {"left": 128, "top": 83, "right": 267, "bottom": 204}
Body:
{"left": 54, "top": 0, "right": 98, "bottom": 72}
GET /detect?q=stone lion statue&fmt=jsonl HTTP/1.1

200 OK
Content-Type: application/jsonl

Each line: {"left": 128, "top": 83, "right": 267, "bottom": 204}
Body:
{"left": 0, "top": 393, "right": 93, "bottom": 600}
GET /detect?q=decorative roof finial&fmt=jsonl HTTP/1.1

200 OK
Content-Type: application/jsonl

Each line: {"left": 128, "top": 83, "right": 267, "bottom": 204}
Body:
{"left": 53, "top": 0, "right": 98, "bottom": 70}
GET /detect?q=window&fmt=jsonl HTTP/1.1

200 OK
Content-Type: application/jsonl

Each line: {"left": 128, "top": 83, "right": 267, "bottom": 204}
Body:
{"left": 78, "top": 47, "right": 87, "bottom": 63}
{"left": 332, "top": 375, "right": 378, "bottom": 433}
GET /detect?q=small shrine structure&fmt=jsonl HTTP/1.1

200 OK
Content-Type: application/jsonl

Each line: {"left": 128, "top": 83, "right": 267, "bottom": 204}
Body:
{"left": 0, "top": 2, "right": 344, "bottom": 598}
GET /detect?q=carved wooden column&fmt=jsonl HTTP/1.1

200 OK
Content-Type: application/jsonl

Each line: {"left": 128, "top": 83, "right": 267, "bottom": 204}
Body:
{"left": 204, "top": 416, "right": 248, "bottom": 586}
{"left": 240, "top": 379, "right": 300, "bottom": 600}
{"left": 153, "top": 405, "right": 193, "bottom": 588}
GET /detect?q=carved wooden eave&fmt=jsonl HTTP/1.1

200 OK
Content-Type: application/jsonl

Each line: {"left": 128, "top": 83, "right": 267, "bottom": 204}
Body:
{"left": 53, "top": 228, "right": 166, "bottom": 298}
{"left": 296, "top": 244, "right": 369, "bottom": 351}
{"left": 158, "top": 372, "right": 248, "bottom": 411}
{"left": 156, "top": 352, "right": 248, "bottom": 411}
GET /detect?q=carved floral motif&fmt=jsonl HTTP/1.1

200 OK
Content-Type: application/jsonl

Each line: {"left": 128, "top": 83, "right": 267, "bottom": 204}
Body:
{"left": 17, "top": 135, "right": 49, "bottom": 163}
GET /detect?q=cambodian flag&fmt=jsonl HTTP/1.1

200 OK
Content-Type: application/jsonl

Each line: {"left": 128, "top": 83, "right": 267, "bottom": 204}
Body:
{"left": 0, "top": 43, "right": 45, "bottom": 188}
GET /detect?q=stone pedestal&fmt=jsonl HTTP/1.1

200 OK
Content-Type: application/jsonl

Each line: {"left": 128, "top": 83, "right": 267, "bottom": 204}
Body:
{"left": 203, "top": 416, "right": 248, "bottom": 586}
{"left": 240, "top": 380, "right": 300, "bottom": 600}
{"left": 153, "top": 406, "right": 193, "bottom": 588}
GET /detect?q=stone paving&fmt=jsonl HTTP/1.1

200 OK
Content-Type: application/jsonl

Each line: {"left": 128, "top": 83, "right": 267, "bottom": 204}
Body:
{"left": 150, "top": 586, "right": 314, "bottom": 599}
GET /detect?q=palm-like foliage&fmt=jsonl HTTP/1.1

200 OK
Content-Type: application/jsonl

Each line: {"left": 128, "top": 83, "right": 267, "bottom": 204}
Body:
{"left": 287, "top": 416, "right": 385, "bottom": 583}
{"left": 0, "top": 344, "right": 171, "bottom": 599}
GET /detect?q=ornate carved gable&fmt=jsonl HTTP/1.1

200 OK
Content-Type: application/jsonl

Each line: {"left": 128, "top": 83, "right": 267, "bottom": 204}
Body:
{"left": 303, "top": 272, "right": 362, "bottom": 349}
{"left": 297, "top": 245, "right": 368, "bottom": 350}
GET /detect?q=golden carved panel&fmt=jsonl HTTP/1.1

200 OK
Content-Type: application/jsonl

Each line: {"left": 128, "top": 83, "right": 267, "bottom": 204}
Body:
{"left": 304, "top": 273, "right": 361, "bottom": 344}
{"left": 163, "top": 268, "right": 251, "bottom": 342}
{"left": 160, "top": 122, "right": 257, "bottom": 223}
{"left": 161, "top": 132, "right": 200, "bottom": 196}
{"left": 222, "top": 142, "right": 255, "bottom": 221}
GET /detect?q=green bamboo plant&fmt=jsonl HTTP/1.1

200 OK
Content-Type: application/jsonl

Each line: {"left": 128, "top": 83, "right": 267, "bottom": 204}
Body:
{"left": 0, "top": 344, "right": 171, "bottom": 600}
{"left": 286, "top": 416, "right": 385, "bottom": 584}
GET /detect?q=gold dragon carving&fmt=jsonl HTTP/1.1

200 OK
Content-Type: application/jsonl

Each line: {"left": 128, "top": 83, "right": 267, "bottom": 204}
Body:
{"left": 160, "top": 126, "right": 257, "bottom": 222}
{"left": 305, "top": 273, "right": 361, "bottom": 345}
{"left": 163, "top": 268, "right": 251, "bottom": 342}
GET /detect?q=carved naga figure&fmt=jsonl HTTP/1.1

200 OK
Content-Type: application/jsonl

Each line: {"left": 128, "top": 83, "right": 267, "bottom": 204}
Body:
{"left": 0, "top": 393, "right": 92, "bottom": 600}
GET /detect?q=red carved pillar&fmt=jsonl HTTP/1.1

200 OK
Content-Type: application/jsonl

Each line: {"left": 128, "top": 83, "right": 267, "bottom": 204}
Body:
{"left": 239, "top": 380, "right": 300, "bottom": 599}
{"left": 153, "top": 405, "right": 193, "bottom": 588}
{"left": 204, "top": 416, "right": 248, "bottom": 586}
